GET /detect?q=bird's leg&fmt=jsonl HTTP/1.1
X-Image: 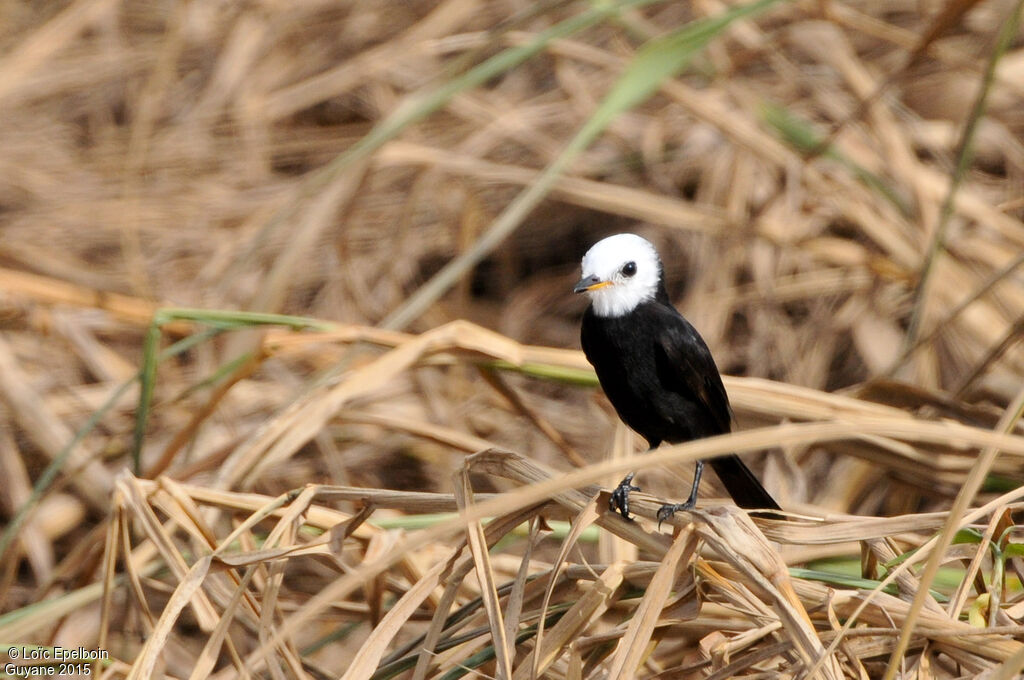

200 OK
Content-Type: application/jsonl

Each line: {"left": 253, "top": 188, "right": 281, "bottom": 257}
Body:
{"left": 609, "top": 472, "right": 641, "bottom": 520}
{"left": 656, "top": 459, "right": 704, "bottom": 527}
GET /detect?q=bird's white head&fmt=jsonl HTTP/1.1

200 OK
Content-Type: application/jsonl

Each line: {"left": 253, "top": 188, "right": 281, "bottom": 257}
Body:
{"left": 574, "top": 233, "right": 662, "bottom": 317}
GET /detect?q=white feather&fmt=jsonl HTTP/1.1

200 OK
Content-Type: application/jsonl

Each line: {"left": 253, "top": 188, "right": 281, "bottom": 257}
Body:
{"left": 580, "top": 233, "right": 662, "bottom": 317}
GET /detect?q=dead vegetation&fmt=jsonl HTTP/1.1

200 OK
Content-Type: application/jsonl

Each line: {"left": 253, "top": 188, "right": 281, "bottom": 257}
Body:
{"left": 1, "top": 0, "right": 1024, "bottom": 677}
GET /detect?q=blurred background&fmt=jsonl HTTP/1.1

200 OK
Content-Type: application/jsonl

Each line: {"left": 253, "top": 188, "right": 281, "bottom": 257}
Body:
{"left": 1, "top": 0, "right": 1023, "bottom": 670}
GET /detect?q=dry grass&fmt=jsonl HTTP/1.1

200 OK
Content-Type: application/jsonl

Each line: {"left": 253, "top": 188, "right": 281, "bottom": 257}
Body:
{"left": 1, "top": 0, "right": 1024, "bottom": 678}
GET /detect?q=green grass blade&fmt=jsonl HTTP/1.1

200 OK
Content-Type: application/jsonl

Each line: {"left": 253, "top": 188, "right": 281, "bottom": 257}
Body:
{"left": 232, "top": 0, "right": 666, "bottom": 290}
{"left": 902, "top": 0, "right": 1024, "bottom": 353}
{"left": 153, "top": 307, "right": 335, "bottom": 331}
{"left": 761, "top": 101, "right": 911, "bottom": 216}
{"left": 130, "top": 308, "right": 338, "bottom": 471}
{"left": 789, "top": 566, "right": 950, "bottom": 602}
{"left": 485, "top": 359, "right": 598, "bottom": 386}
{"left": 384, "top": 0, "right": 785, "bottom": 331}
{"left": 132, "top": 321, "right": 162, "bottom": 473}
{"left": 175, "top": 351, "right": 255, "bottom": 402}
{"left": 0, "top": 328, "right": 223, "bottom": 562}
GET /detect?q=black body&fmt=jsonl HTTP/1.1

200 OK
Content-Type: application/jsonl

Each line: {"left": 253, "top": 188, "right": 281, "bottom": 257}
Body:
{"left": 581, "top": 289, "right": 779, "bottom": 512}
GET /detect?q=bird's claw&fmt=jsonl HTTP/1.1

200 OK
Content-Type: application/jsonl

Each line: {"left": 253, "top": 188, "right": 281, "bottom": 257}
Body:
{"left": 656, "top": 501, "right": 694, "bottom": 529}
{"left": 609, "top": 473, "right": 641, "bottom": 520}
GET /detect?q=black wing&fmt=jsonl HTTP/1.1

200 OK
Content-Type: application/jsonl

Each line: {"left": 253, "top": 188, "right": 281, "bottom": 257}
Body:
{"left": 653, "top": 304, "right": 780, "bottom": 511}
{"left": 652, "top": 305, "right": 732, "bottom": 436}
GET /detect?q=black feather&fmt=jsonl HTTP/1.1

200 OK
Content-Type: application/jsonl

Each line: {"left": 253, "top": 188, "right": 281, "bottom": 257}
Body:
{"left": 581, "top": 295, "right": 779, "bottom": 511}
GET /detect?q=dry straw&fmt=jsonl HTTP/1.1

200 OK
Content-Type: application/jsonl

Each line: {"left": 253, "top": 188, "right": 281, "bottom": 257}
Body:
{"left": 0, "top": 0, "right": 1023, "bottom": 678}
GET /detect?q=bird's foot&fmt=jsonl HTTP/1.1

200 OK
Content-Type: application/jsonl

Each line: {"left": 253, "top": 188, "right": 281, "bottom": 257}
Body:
{"left": 609, "top": 473, "right": 641, "bottom": 520}
{"left": 656, "top": 500, "right": 695, "bottom": 529}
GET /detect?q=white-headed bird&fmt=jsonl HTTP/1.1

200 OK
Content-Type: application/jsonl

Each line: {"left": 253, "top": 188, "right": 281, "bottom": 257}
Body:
{"left": 575, "top": 233, "right": 780, "bottom": 523}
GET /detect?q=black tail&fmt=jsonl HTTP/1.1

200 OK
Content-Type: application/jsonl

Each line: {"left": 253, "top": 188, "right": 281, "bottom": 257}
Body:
{"left": 709, "top": 454, "right": 781, "bottom": 511}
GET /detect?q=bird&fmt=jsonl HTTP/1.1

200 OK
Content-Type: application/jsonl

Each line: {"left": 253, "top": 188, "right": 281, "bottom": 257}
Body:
{"left": 574, "top": 233, "right": 780, "bottom": 523}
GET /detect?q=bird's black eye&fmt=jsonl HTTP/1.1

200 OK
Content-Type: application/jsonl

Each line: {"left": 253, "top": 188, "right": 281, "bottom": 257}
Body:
{"left": 621, "top": 261, "right": 637, "bottom": 277}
